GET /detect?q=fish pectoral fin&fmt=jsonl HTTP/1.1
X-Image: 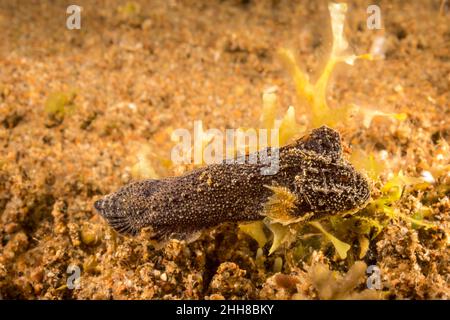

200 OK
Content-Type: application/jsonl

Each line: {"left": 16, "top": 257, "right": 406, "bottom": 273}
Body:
{"left": 262, "top": 185, "right": 299, "bottom": 223}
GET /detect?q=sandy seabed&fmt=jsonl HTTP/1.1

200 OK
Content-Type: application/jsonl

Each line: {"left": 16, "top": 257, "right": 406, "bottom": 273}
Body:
{"left": 0, "top": 0, "right": 449, "bottom": 299}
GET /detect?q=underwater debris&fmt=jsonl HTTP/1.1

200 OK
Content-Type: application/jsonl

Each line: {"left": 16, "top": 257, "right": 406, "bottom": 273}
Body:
{"left": 307, "top": 261, "right": 384, "bottom": 300}
{"left": 208, "top": 262, "right": 256, "bottom": 299}
{"left": 95, "top": 126, "right": 370, "bottom": 243}
{"left": 44, "top": 91, "right": 76, "bottom": 127}
{"left": 116, "top": 1, "right": 144, "bottom": 28}
{"left": 260, "top": 260, "right": 384, "bottom": 300}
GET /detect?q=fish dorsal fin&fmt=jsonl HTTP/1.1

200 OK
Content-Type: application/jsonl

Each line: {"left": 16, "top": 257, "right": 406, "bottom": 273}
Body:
{"left": 299, "top": 126, "right": 342, "bottom": 161}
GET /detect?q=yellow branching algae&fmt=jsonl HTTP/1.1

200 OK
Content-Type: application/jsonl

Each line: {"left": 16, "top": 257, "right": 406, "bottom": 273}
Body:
{"left": 238, "top": 221, "right": 267, "bottom": 249}
{"left": 309, "top": 221, "right": 351, "bottom": 260}
{"left": 278, "top": 3, "right": 373, "bottom": 128}
{"left": 278, "top": 3, "right": 405, "bottom": 130}
{"left": 266, "top": 223, "right": 292, "bottom": 256}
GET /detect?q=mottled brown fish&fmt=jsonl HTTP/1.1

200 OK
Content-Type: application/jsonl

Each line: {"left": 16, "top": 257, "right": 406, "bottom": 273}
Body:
{"left": 94, "top": 126, "right": 370, "bottom": 242}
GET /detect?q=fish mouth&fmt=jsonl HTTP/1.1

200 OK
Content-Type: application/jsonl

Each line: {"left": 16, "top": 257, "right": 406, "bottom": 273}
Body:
{"left": 93, "top": 197, "right": 114, "bottom": 219}
{"left": 94, "top": 198, "right": 112, "bottom": 218}
{"left": 93, "top": 196, "right": 139, "bottom": 236}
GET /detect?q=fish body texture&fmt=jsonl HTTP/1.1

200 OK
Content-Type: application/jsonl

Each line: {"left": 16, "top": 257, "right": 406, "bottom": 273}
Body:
{"left": 94, "top": 126, "right": 370, "bottom": 241}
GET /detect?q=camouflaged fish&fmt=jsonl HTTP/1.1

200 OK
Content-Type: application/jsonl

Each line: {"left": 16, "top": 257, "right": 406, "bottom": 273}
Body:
{"left": 94, "top": 126, "right": 370, "bottom": 242}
